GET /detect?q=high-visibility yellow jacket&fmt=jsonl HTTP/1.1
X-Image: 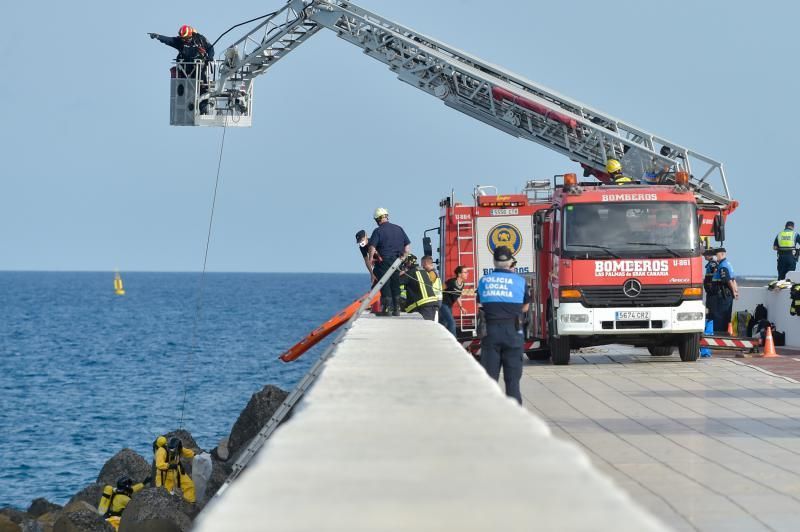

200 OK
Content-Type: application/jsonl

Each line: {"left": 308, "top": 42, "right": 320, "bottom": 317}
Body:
{"left": 776, "top": 230, "right": 799, "bottom": 250}
{"left": 406, "top": 269, "right": 442, "bottom": 311}
{"left": 155, "top": 445, "right": 196, "bottom": 502}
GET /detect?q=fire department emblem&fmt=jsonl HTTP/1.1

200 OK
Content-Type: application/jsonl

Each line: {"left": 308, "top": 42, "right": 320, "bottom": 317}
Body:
{"left": 487, "top": 223, "right": 522, "bottom": 255}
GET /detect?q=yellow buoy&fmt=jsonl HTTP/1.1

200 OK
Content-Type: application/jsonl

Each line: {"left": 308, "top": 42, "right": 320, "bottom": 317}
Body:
{"left": 114, "top": 271, "right": 126, "bottom": 296}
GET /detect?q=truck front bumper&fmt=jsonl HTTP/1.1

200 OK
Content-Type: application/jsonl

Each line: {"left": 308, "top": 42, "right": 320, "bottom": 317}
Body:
{"left": 556, "top": 300, "right": 705, "bottom": 336}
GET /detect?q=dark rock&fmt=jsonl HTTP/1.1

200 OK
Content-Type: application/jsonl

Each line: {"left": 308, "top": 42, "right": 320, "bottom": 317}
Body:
{"left": 0, "top": 509, "right": 27, "bottom": 525}
{"left": 0, "top": 513, "right": 21, "bottom": 532}
{"left": 26, "top": 500, "right": 61, "bottom": 519}
{"left": 67, "top": 483, "right": 104, "bottom": 509}
{"left": 19, "top": 520, "right": 45, "bottom": 532}
{"left": 210, "top": 437, "right": 229, "bottom": 461}
{"left": 97, "top": 449, "right": 151, "bottom": 487}
{"left": 117, "top": 488, "right": 193, "bottom": 532}
{"left": 32, "top": 511, "right": 58, "bottom": 532}
{"left": 203, "top": 456, "right": 232, "bottom": 502}
{"left": 227, "top": 384, "right": 288, "bottom": 457}
{"left": 52, "top": 507, "right": 113, "bottom": 532}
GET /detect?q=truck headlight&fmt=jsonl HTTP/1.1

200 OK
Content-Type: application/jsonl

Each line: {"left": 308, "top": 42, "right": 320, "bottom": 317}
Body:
{"left": 561, "top": 313, "right": 589, "bottom": 323}
{"left": 677, "top": 312, "right": 704, "bottom": 321}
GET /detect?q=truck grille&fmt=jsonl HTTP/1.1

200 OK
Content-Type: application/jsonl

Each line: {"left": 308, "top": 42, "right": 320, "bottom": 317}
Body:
{"left": 581, "top": 286, "right": 684, "bottom": 307}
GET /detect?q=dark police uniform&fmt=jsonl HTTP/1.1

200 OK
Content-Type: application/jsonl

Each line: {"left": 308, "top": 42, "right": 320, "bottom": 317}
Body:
{"left": 774, "top": 228, "right": 800, "bottom": 280}
{"left": 369, "top": 221, "right": 411, "bottom": 313}
{"left": 477, "top": 247, "right": 529, "bottom": 404}
{"left": 710, "top": 254, "right": 735, "bottom": 333}
{"left": 703, "top": 254, "right": 718, "bottom": 316}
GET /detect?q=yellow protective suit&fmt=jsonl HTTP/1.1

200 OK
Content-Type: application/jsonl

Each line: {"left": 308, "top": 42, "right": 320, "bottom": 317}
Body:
{"left": 155, "top": 445, "right": 196, "bottom": 502}
{"left": 97, "top": 482, "right": 144, "bottom": 530}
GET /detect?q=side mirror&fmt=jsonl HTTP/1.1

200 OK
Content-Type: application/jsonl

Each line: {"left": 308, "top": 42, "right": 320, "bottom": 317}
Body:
{"left": 713, "top": 214, "right": 725, "bottom": 243}
{"left": 533, "top": 211, "right": 544, "bottom": 250}
{"left": 422, "top": 236, "right": 433, "bottom": 258}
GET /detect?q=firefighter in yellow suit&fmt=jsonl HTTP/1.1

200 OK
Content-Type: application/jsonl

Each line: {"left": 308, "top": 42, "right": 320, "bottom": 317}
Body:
{"left": 154, "top": 436, "right": 196, "bottom": 503}
{"left": 97, "top": 475, "right": 147, "bottom": 530}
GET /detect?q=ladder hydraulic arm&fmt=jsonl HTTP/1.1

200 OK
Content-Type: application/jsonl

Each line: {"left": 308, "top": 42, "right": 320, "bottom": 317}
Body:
{"left": 192, "top": 0, "right": 732, "bottom": 207}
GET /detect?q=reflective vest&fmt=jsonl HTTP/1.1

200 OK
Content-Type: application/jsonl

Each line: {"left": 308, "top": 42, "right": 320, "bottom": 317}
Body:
{"left": 614, "top": 175, "right": 633, "bottom": 185}
{"left": 777, "top": 230, "right": 798, "bottom": 250}
{"left": 405, "top": 270, "right": 441, "bottom": 311}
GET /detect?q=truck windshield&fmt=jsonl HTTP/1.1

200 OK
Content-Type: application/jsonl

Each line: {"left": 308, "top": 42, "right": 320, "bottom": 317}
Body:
{"left": 563, "top": 202, "right": 698, "bottom": 258}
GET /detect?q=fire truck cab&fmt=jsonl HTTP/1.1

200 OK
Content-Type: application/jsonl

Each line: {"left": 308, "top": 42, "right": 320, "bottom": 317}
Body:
{"left": 440, "top": 174, "right": 715, "bottom": 365}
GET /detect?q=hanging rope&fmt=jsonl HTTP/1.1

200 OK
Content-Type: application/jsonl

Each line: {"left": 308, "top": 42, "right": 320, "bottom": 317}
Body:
{"left": 179, "top": 117, "right": 228, "bottom": 428}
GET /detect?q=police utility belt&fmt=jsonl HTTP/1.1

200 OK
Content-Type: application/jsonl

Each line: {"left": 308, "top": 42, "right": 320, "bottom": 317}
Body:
{"left": 710, "top": 281, "right": 733, "bottom": 298}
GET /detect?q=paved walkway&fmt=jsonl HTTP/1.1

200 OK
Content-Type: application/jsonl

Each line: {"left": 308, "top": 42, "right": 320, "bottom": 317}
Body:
{"left": 520, "top": 348, "right": 800, "bottom": 532}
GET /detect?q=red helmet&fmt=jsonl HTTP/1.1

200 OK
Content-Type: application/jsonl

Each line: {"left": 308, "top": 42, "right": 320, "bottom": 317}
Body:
{"left": 178, "top": 25, "right": 194, "bottom": 39}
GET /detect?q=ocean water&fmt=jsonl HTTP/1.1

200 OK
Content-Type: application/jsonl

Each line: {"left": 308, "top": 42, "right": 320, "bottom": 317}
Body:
{"left": 0, "top": 272, "right": 366, "bottom": 509}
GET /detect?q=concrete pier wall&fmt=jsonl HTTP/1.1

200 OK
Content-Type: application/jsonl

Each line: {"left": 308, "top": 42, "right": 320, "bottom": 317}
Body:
{"left": 196, "top": 314, "right": 666, "bottom": 531}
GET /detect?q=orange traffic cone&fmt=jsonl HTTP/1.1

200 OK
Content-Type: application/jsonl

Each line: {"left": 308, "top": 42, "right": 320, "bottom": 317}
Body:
{"left": 726, "top": 321, "right": 734, "bottom": 336}
{"left": 761, "top": 326, "right": 780, "bottom": 358}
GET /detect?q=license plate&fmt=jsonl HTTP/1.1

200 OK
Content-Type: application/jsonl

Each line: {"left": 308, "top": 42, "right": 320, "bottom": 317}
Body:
{"left": 490, "top": 208, "right": 519, "bottom": 216}
{"left": 616, "top": 311, "right": 650, "bottom": 321}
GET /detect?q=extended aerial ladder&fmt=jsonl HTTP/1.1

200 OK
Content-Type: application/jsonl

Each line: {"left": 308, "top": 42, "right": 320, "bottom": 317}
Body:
{"left": 169, "top": 0, "right": 734, "bottom": 210}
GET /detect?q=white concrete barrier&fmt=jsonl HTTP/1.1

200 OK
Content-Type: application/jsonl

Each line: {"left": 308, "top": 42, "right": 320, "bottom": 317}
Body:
{"left": 735, "top": 271, "right": 799, "bottom": 348}
{"left": 196, "top": 314, "right": 667, "bottom": 531}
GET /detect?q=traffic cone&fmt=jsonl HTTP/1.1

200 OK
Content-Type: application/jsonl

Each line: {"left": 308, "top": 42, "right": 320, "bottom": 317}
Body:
{"left": 726, "top": 321, "right": 734, "bottom": 336}
{"left": 761, "top": 326, "right": 780, "bottom": 358}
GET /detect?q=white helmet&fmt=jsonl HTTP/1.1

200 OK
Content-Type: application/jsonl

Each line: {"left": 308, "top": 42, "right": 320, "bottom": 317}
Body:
{"left": 374, "top": 207, "right": 389, "bottom": 220}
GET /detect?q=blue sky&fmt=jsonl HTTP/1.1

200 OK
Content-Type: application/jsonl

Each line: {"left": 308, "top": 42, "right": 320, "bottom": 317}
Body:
{"left": 0, "top": 1, "right": 795, "bottom": 274}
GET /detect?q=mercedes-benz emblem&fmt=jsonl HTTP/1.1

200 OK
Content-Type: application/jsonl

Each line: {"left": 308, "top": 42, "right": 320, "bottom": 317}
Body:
{"left": 623, "top": 279, "right": 642, "bottom": 298}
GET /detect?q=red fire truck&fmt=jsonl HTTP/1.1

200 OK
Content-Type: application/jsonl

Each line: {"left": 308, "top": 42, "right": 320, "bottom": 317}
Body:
{"left": 439, "top": 172, "right": 737, "bottom": 364}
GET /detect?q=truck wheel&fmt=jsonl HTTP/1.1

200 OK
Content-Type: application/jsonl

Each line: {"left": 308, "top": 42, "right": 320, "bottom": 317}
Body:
{"left": 678, "top": 333, "right": 701, "bottom": 362}
{"left": 648, "top": 346, "right": 674, "bottom": 356}
{"left": 550, "top": 335, "right": 571, "bottom": 365}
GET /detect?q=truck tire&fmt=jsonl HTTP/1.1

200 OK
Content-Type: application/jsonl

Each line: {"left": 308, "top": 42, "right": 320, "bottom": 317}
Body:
{"left": 678, "top": 333, "right": 701, "bottom": 362}
{"left": 648, "top": 346, "right": 674, "bottom": 356}
{"left": 546, "top": 302, "right": 570, "bottom": 365}
{"left": 549, "top": 335, "right": 571, "bottom": 365}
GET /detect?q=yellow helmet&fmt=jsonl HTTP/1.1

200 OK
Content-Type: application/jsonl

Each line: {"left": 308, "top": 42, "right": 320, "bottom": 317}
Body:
{"left": 606, "top": 159, "right": 622, "bottom": 174}
{"left": 373, "top": 207, "right": 389, "bottom": 220}
{"left": 156, "top": 436, "right": 167, "bottom": 447}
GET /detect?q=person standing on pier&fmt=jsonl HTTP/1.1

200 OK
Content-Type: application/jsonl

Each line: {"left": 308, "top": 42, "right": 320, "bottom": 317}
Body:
{"left": 709, "top": 247, "right": 738, "bottom": 334}
{"left": 356, "top": 229, "right": 377, "bottom": 276}
{"left": 477, "top": 246, "right": 529, "bottom": 404}
{"left": 368, "top": 208, "right": 411, "bottom": 316}
{"left": 439, "top": 265, "right": 466, "bottom": 336}
{"left": 773, "top": 221, "right": 800, "bottom": 280}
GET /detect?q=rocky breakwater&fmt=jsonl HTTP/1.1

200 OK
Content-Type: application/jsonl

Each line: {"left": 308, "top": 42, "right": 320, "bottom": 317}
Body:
{"left": 0, "top": 384, "right": 289, "bottom": 532}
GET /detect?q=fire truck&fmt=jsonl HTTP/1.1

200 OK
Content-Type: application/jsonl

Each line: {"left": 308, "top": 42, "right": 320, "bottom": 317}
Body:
{"left": 439, "top": 173, "right": 736, "bottom": 364}
{"left": 167, "top": 0, "right": 738, "bottom": 362}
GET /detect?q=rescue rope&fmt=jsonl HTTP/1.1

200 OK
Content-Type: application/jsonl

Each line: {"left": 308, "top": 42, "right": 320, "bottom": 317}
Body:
{"left": 398, "top": 270, "right": 463, "bottom": 295}
{"left": 178, "top": 116, "right": 228, "bottom": 429}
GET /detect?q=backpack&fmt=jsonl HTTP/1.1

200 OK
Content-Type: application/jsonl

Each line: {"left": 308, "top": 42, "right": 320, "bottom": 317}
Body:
{"left": 733, "top": 310, "right": 752, "bottom": 337}
{"left": 749, "top": 304, "right": 768, "bottom": 335}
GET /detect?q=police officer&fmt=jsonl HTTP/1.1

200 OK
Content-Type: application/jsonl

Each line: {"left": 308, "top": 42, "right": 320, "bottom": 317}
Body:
{"left": 773, "top": 221, "right": 800, "bottom": 280}
{"left": 368, "top": 208, "right": 411, "bottom": 316}
{"left": 402, "top": 255, "right": 441, "bottom": 320}
{"left": 477, "top": 246, "right": 530, "bottom": 404}
{"left": 710, "top": 247, "right": 739, "bottom": 333}
{"left": 702, "top": 248, "right": 718, "bottom": 316}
